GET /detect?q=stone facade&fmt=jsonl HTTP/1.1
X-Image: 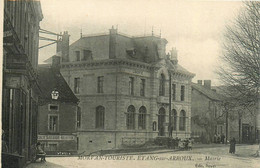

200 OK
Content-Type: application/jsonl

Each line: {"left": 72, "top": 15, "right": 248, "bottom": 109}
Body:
{"left": 58, "top": 27, "right": 194, "bottom": 154}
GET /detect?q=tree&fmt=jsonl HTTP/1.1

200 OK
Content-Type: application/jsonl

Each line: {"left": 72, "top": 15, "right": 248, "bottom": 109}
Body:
{"left": 218, "top": 2, "right": 259, "bottom": 102}
{"left": 217, "top": 2, "right": 260, "bottom": 152}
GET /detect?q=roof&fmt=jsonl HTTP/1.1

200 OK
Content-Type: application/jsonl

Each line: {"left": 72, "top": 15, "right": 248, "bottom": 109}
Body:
{"left": 38, "top": 66, "right": 79, "bottom": 103}
{"left": 191, "top": 83, "right": 224, "bottom": 101}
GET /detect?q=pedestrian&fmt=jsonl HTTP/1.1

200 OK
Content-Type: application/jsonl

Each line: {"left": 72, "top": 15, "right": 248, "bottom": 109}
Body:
{"left": 188, "top": 138, "right": 192, "bottom": 150}
{"left": 221, "top": 133, "right": 225, "bottom": 144}
{"left": 36, "top": 142, "right": 46, "bottom": 162}
{"left": 214, "top": 134, "right": 217, "bottom": 143}
{"left": 229, "top": 137, "right": 236, "bottom": 154}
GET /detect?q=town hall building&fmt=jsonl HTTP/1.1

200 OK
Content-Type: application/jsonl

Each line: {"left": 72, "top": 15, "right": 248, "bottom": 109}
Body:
{"left": 56, "top": 27, "right": 195, "bottom": 154}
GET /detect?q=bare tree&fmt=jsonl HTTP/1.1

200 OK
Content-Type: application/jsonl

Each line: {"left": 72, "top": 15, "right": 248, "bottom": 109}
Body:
{"left": 218, "top": 1, "right": 259, "bottom": 108}
{"left": 217, "top": 2, "right": 260, "bottom": 153}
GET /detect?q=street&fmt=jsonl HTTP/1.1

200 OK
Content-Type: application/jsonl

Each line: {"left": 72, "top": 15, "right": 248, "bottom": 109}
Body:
{"left": 26, "top": 144, "right": 260, "bottom": 168}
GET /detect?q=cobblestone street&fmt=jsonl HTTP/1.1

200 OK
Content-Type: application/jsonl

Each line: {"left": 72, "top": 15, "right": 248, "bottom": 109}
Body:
{"left": 26, "top": 144, "right": 260, "bottom": 168}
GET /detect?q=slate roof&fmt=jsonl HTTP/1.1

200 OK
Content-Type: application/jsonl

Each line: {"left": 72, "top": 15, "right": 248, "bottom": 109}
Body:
{"left": 191, "top": 82, "right": 224, "bottom": 101}
{"left": 38, "top": 66, "right": 79, "bottom": 103}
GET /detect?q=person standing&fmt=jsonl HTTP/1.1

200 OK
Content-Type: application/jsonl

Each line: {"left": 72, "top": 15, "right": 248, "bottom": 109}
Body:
{"left": 221, "top": 133, "right": 225, "bottom": 144}
{"left": 229, "top": 138, "right": 236, "bottom": 154}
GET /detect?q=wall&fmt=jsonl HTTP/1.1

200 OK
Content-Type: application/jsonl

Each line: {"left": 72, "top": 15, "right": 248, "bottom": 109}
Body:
{"left": 38, "top": 101, "right": 77, "bottom": 133}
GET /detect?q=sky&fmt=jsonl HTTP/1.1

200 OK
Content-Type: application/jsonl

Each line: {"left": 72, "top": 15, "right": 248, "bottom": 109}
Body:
{"left": 39, "top": 0, "right": 243, "bottom": 86}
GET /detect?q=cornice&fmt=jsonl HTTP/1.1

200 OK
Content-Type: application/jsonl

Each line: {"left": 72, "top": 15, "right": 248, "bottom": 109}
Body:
{"left": 61, "top": 59, "right": 160, "bottom": 71}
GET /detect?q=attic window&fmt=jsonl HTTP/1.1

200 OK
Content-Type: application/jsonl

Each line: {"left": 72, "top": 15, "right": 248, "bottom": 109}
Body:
{"left": 49, "top": 104, "right": 59, "bottom": 111}
{"left": 83, "top": 50, "right": 92, "bottom": 60}
{"left": 126, "top": 48, "right": 136, "bottom": 57}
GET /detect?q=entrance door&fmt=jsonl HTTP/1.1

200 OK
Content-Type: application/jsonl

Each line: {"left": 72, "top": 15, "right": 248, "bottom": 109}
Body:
{"left": 242, "top": 124, "right": 250, "bottom": 143}
{"left": 158, "top": 108, "right": 166, "bottom": 136}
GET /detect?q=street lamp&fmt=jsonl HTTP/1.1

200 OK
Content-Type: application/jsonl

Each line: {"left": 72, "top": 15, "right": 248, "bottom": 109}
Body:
{"left": 51, "top": 89, "right": 59, "bottom": 100}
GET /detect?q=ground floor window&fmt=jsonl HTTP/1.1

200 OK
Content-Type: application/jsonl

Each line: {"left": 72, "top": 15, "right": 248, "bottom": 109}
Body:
{"left": 138, "top": 106, "right": 146, "bottom": 129}
{"left": 126, "top": 105, "right": 135, "bottom": 130}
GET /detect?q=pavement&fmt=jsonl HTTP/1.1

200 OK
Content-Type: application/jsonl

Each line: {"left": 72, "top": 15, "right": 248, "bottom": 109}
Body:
{"left": 26, "top": 144, "right": 260, "bottom": 168}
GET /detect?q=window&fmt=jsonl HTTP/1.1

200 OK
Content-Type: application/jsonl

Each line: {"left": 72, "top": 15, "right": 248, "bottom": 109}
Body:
{"left": 74, "top": 78, "right": 80, "bottom": 94}
{"left": 172, "top": 109, "right": 177, "bottom": 131}
{"left": 159, "top": 74, "right": 165, "bottom": 96}
{"left": 83, "top": 50, "right": 92, "bottom": 60}
{"left": 129, "top": 77, "right": 134, "bottom": 95}
{"left": 140, "top": 79, "right": 145, "bottom": 96}
{"left": 49, "top": 104, "right": 59, "bottom": 111}
{"left": 96, "top": 106, "right": 105, "bottom": 129}
{"left": 172, "top": 84, "right": 176, "bottom": 100}
{"left": 75, "top": 51, "right": 80, "bottom": 61}
{"left": 49, "top": 115, "right": 58, "bottom": 132}
{"left": 181, "top": 85, "right": 185, "bottom": 101}
{"left": 126, "top": 105, "right": 135, "bottom": 130}
{"left": 138, "top": 106, "right": 146, "bottom": 129}
{"left": 97, "top": 76, "right": 104, "bottom": 93}
{"left": 48, "top": 143, "right": 58, "bottom": 151}
{"left": 77, "top": 106, "right": 81, "bottom": 128}
{"left": 179, "top": 110, "right": 186, "bottom": 131}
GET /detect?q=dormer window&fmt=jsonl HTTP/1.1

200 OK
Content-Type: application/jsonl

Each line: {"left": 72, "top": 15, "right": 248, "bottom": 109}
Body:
{"left": 83, "top": 50, "right": 92, "bottom": 60}
{"left": 75, "top": 51, "right": 80, "bottom": 61}
{"left": 126, "top": 48, "right": 136, "bottom": 57}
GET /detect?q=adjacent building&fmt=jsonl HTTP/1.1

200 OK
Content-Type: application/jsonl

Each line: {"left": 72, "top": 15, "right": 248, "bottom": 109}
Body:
{"left": 191, "top": 80, "right": 225, "bottom": 143}
{"left": 213, "top": 86, "right": 257, "bottom": 144}
{"left": 191, "top": 81, "right": 257, "bottom": 144}
{"left": 2, "top": 0, "right": 43, "bottom": 167}
{"left": 56, "top": 27, "right": 195, "bottom": 154}
{"left": 37, "top": 57, "right": 80, "bottom": 155}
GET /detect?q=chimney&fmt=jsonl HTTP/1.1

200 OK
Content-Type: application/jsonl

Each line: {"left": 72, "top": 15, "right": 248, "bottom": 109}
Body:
{"left": 204, "top": 80, "right": 211, "bottom": 89}
{"left": 61, "top": 31, "right": 70, "bottom": 62}
{"left": 52, "top": 56, "right": 61, "bottom": 70}
{"left": 56, "top": 33, "right": 62, "bottom": 53}
{"left": 170, "top": 47, "right": 178, "bottom": 64}
{"left": 109, "top": 26, "right": 117, "bottom": 59}
{"left": 197, "top": 80, "right": 202, "bottom": 85}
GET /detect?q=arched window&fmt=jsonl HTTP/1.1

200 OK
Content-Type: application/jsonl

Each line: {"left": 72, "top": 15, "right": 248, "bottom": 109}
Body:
{"left": 96, "top": 106, "right": 105, "bottom": 129}
{"left": 126, "top": 105, "right": 135, "bottom": 130}
{"left": 158, "top": 107, "right": 166, "bottom": 136}
{"left": 138, "top": 106, "right": 146, "bottom": 129}
{"left": 179, "top": 110, "right": 186, "bottom": 131}
{"left": 172, "top": 109, "right": 177, "bottom": 131}
{"left": 159, "top": 74, "right": 165, "bottom": 96}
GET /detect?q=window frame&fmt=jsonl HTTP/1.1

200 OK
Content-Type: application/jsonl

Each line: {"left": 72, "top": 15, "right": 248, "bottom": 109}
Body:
{"left": 129, "top": 77, "right": 134, "bottom": 95}
{"left": 95, "top": 106, "right": 105, "bottom": 129}
{"left": 48, "top": 104, "right": 59, "bottom": 111}
{"left": 48, "top": 114, "right": 59, "bottom": 132}
{"left": 126, "top": 105, "right": 135, "bottom": 130}
{"left": 159, "top": 74, "right": 165, "bottom": 96}
{"left": 74, "top": 77, "right": 80, "bottom": 94}
{"left": 179, "top": 110, "right": 186, "bottom": 131}
{"left": 181, "top": 85, "right": 185, "bottom": 101}
{"left": 75, "top": 51, "right": 80, "bottom": 61}
{"left": 138, "top": 106, "right": 146, "bottom": 129}
{"left": 140, "top": 79, "right": 145, "bottom": 96}
{"left": 97, "top": 76, "right": 104, "bottom": 93}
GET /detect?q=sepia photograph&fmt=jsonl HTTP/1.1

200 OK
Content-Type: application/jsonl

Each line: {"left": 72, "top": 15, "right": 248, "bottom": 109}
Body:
{"left": 1, "top": 0, "right": 260, "bottom": 167}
